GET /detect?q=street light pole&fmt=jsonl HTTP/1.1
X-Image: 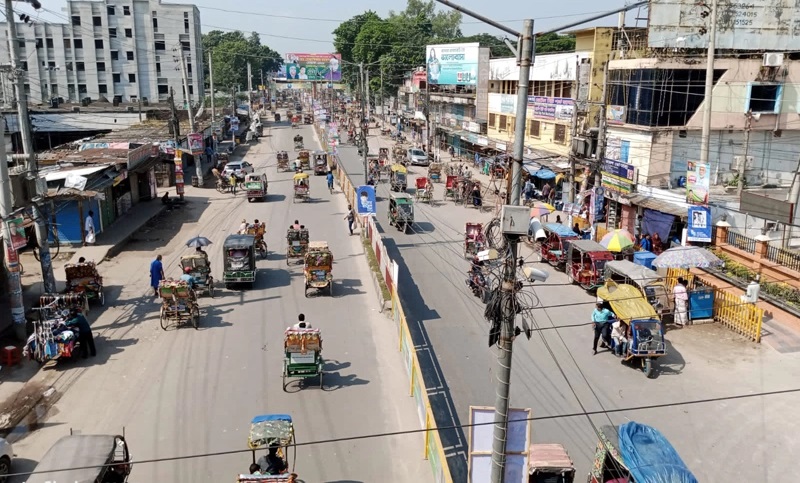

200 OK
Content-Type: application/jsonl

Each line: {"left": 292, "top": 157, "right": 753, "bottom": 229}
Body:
{"left": 701, "top": 0, "right": 718, "bottom": 183}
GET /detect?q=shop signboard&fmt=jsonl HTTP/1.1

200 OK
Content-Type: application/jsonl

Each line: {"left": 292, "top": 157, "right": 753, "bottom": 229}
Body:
{"left": 284, "top": 53, "right": 342, "bottom": 81}
{"left": 500, "top": 95, "right": 516, "bottom": 114}
{"left": 601, "top": 159, "right": 636, "bottom": 194}
{"left": 528, "top": 96, "right": 573, "bottom": 121}
{"left": 426, "top": 43, "right": 480, "bottom": 86}
{"left": 686, "top": 161, "right": 710, "bottom": 205}
{"left": 687, "top": 206, "right": 712, "bottom": 242}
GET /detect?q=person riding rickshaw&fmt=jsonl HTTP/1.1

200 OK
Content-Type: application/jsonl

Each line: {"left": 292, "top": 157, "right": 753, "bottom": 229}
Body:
{"left": 293, "top": 172, "right": 310, "bottom": 203}
{"left": 293, "top": 134, "right": 303, "bottom": 150}
{"left": 245, "top": 220, "right": 268, "bottom": 259}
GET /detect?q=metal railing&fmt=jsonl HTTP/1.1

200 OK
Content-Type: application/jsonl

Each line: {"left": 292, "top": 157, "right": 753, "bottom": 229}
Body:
{"left": 726, "top": 230, "right": 756, "bottom": 253}
{"left": 766, "top": 245, "right": 800, "bottom": 272}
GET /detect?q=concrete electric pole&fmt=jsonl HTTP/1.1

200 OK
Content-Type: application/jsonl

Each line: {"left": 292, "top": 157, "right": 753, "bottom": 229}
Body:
{"left": 5, "top": 0, "right": 56, "bottom": 294}
{"left": 700, "top": 0, "right": 719, "bottom": 183}
{"left": 209, "top": 51, "right": 216, "bottom": 125}
{"left": 359, "top": 62, "right": 368, "bottom": 182}
{"left": 0, "top": 113, "right": 26, "bottom": 330}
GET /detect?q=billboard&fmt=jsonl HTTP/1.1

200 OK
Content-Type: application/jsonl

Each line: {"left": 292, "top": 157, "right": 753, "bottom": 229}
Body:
{"left": 687, "top": 206, "right": 712, "bottom": 243}
{"left": 649, "top": 0, "right": 800, "bottom": 50}
{"left": 284, "top": 53, "right": 341, "bottom": 82}
{"left": 528, "top": 96, "right": 573, "bottom": 121}
{"left": 686, "top": 161, "right": 710, "bottom": 205}
{"left": 426, "top": 43, "right": 480, "bottom": 86}
{"left": 601, "top": 159, "right": 636, "bottom": 194}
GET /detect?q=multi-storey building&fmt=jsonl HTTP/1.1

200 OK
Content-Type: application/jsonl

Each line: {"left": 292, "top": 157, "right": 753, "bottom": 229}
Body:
{"left": 0, "top": 0, "right": 203, "bottom": 106}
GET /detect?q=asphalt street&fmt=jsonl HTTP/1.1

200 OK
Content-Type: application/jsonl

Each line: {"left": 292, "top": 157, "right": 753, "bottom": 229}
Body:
{"left": 338, "top": 130, "right": 800, "bottom": 482}
{"left": 9, "top": 121, "right": 431, "bottom": 483}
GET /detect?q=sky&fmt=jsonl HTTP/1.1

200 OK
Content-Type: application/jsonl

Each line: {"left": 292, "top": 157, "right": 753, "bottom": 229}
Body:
{"left": 21, "top": 0, "right": 646, "bottom": 56}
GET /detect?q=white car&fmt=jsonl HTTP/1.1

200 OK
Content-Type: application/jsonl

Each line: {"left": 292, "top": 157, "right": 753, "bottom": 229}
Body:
{"left": 407, "top": 148, "right": 429, "bottom": 166}
{"left": 0, "top": 437, "right": 13, "bottom": 480}
{"left": 222, "top": 161, "right": 254, "bottom": 178}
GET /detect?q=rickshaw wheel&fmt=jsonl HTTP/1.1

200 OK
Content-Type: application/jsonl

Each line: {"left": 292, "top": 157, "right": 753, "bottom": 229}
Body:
{"left": 328, "top": 282, "right": 333, "bottom": 297}
{"left": 208, "top": 281, "right": 215, "bottom": 298}
{"left": 282, "top": 363, "right": 288, "bottom": 391}
{"left": 642, "top": 358, "right": 654, "bottom": 378}
{"left": 319, "top": 370, "right": 324, "bottom": 389}
{"left": 191, "top": 306, "right": 200, "bottom": 329}
{"left": 159, "top": 307, "right": 168, "bottom": 330}
{"left": 100, "top": 290, "right": 105, "bottom": 306}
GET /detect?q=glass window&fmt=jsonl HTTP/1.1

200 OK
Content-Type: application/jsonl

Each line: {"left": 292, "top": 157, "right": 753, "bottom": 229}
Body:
{"left": 126, "top": 51, "right": 134, "bottom": 60}
{"left": 107, "top": 6, "right": 115, "bottom": 15}
{"left": 123, "top": 6, "right": 130, "bottom": 15}
{"left": 554, "top": 124, "right": 566, "bottom": 144}
{"left": 76, "top": 62, "right": 85, "bottom": 71}
{"left": 111, "top": 51, "right": 119, "bottom": 60}
{"left": 499, "top": 115, "right": 507, "bottom": 130}
{"left": 125, "top": 28, "right": 132, "bottom": 38}
{"left": 74, "top": 39, "right": 83, "bottom": 49}
{"left": 489, "top": 113, "right": 496, "bottom": 127}
{"left": 112, "top": 73, "right": 121, "bottom": 83}
{"left": 71, "top": 15, "right": 81, "bottom": 26}
{"left": 97, "top": 62, "right": 106, "bottom": 72}
{"left": 109, "top": 28, "right": 116, "bottom": 38}
{"left": 64, "top": 38, "right": 71, "bottom": 48}
{"left": 92, "top": 16, "right": 102, "bottom": 26}
{"left": 529, "top": 120, "right": 540, "bottom": 137}
{"left": 45, "top": 38, "right": 54, "bottom": 48}
{"left": 78, "top": 84, "right": 87, "bottom": 94}
{"left": 128, "top": 73, "right": 136, "bottom": 83}
{"left": 95, "top": 39, "right": 104, "bottom": 49}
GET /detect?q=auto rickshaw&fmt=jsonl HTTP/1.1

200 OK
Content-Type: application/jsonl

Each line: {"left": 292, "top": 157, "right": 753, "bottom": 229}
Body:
{"left": 390, "top": 163, "right": 408, "bottom": 191}
{"left": 293, "top": 172, "right": 310, "bottom": 203}
{"left": 286, "top": 226, "right": 309, "bottom": 265}
{"left": 293, "top": 135, "right": 304, "bottom": 151}
{"left": 528, "top": 443, "right": 575, "bottom": 483}
{"left": 378, "top": 147, "right": 389, "bottom": 164}
{"left": 392, "top": 144, "right": 406, "bottom": 163}
{"left": 604, "top": 260, "right": 674, "bottom": 320}
{"left": 428, "top": 162, "right": 442, "bottom": 183}
{"left": 180, "top": 253, "right": 214, "bottom": 297}
{"left": 245, "top": 173, "right": 268, "bottom": 202}
{"left": 388, "top": 192, "right": 414, "bottom": 233}
{"left": 298, "top": 149, "right": 310, "bottom": 170}
{"left": 565, "top": 239, "right": 613, "bottom": 290}
{"left": 313, "top": 151, "right": 329, "bottom": 175}
{"left": 597, "top": 281, "right": 667, "bottom": 378}
{"left": 291, "top": 115, "right": 300, "bottom": 128}
{"left": 589, "top": 422, "right": 697, "bottom": 483}
{"left": 276, "top": 151, "right": 289, "bottom": 171}
{"left": 304, "top": 241, "right": 333, "bottom": 297}
{"left": 26, "top": 434, "right": 132, "bottom": 483}
{"left": 303, "top": 113, "right": 313, "bottom": 124}
{"left": 245, "top": 414, "right": 296, "bottom": 479}
{"left": 274, "top": 112, "right": 281, "bottom": 122}
{"left": 223, "top": 234, "right": 256, "bottom": 289}
{"left": 539, "top": 223, "right": 580, "bottom": 267}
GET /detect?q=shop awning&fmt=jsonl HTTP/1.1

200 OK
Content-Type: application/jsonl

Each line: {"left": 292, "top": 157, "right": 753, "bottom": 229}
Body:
{"left": 530, "top": 168, "right": 556, "bottom": 180}
{"left": 626, "top": 193, "right": 687, "bottom": 218}
{"left": 44, "top": 165, "right": 109, "bottom": 182}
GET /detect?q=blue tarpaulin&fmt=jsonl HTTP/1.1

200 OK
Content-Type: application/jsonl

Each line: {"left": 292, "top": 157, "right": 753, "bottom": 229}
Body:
{"left": 531, "top": 168, "right": 556, "bottom": 180}
{"left": 618, "top": 422, "right": 698, "bottom": 483}
{"left": 642, "top": 209, "right": 674, "bottom": 242}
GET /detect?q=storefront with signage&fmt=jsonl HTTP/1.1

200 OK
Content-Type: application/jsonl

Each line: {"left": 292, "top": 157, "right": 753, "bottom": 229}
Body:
{"left": 600, "top": 158, "right": 637, "bottom": 231}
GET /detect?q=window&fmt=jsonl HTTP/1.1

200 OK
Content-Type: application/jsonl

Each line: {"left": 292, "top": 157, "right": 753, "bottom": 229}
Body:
{"left": 125, "top": 28, "right": 132, "bottom": 38}
{"left": 74, "top": 39, "right": 83, "bottom": 49}
{"left": 188, "top": 85, "right": 193, "bottom": 94}
{"left": 499, "top": 115, "right": 507, "bottom": 130}
{"left": 21, "top": 61, "right": 28, "bottom": 71}
{"left": 154, "top": 40, "right": 165, "bottom": 51}
{"left": 111, "top": 51, "right": 119, "bottom": 60}
{"left": 18, "top": 40, "right": 25, "bottom": 49}
{"left": 35, "top": 38, "right": 43, "bottom": 49}
{"left": 93, "top": 16, "right": 102, "bottom": 26}
{"left": 112, "top": 73, "right": 121, "bottom": 83}
{"left": 95, "top": 39, "right": 104, "bottom": 49}
{"left": 128, "top": 73, "right": 136, "bottom": 83}
{"left": 76, "top": 62, "right": 85, "bottom": 71}
{"left": 109, "top": 28, "right": 117, "bottom": 38}
{"left": 48, "top": 61, "right": 56, "bottom": 69}
{"left": 66, "top": 62, "right": 74, "bottom": 72}
{"left": 152, "top": 18, "right": 158, "bottom": 30}
{"left": 488, "top": 113, "right": 496, "bottom": 127}
{"left": 181, "top": 41, "right": 190, "bottom": 51}
{"left": 97, "top": 62, "right": 106, "bottom": 72}
{"left": 184, "top": 19, "right": 190, "bottom": 33}
{"left": 529, "top": 120, "right": 540, "bottom": 137}
{"left": 107, "top": 6, "right": 115, "bottom": 15}
{"left": 158, "top": 84, "right": 169, "bottom": 94}
{"left": 126, "top": 51, "right": 134, "bottom": 60}
{"left": 155, "top": 62, "right": 161, "bottom": 75}
{"left": 78, "top": 84, "right": 87, "bottom": 94}
{"left": 187, "top": 63, "right": 192, "bottom": 74}
{"left": 123, "top": 6, "right": 130, "bottom": 15}
{"left": 99, "top": 84, "right": 108, "bottom": 94}
{"left": 64, "top": 38, "right": 71, "bottom": 48}
{"left": 46, "top": 38, "right": 54, "bottom": 48}
{"left": 554, "top": 124, "right": 566, "bottom": 144}
{"left": 71, "top": 15, "right": 81, "bottom": 26}
{"left": 746, "top": 83, "right": 782, "bottom": 113}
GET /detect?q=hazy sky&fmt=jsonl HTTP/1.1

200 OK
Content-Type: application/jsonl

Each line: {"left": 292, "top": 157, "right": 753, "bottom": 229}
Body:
{"left": 23, "top": 0, "right": 645, "bottom": 55}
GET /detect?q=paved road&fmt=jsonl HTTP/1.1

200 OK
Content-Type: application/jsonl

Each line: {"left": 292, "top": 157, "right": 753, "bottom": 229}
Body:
{"left": 9, "top": 120, "right": 431, "bottom": 483}
{"left": 338, "top": 130, "right": 800, "bottom": 481}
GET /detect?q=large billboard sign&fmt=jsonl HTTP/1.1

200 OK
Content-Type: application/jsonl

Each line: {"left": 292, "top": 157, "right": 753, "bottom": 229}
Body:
{"left": 426, "top": 43, "right": 480, "bottom": 86}
{"left": 649, "top": 0, "right": 800, "bottom": 50}
{"left": 285, "top": 53, "right": 341, "bottom": 82}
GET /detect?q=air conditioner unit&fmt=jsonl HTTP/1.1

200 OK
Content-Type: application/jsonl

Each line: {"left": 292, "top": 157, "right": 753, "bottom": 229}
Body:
{"left": 72, "top": 106, "right": 80, "bottom": 113}
{"left": 763, "top": 52, "right": 784, "bottom": 67}
{"left": 126, "top": 106, "right": 134, "bottom": 112}
{"left": 731, "top": 155, "right": 754, "bottom": 171}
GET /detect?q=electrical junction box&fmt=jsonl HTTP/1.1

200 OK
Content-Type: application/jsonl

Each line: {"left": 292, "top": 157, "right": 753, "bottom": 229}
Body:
{"left": 500, "top": 205, "right": 530, "bottom": 235}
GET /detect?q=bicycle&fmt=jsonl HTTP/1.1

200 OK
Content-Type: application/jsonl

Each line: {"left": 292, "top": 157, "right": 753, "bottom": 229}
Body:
{"left": 31, "top": 222, "right": 61, "bottom": 261}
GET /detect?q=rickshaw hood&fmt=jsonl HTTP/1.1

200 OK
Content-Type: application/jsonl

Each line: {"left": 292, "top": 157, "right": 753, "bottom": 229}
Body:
{"left": 597, "top": 282, "right": 659, "bottom": 321}
{"left": 617, "top": 422, "right": 698, "bottom": 483}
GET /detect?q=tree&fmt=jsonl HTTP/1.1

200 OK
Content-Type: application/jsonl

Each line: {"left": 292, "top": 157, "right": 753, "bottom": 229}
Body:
{"left": 444, "top": 33, "right": 514, "bottom": 57}
{"left": 202, "top": 30, "right": 282, "bottom": 90}
{"left": 333, "top": 11, "right": 382, "bottom": 85}
{"left": 536, "top": 33, "right": 576, "bottom": 54}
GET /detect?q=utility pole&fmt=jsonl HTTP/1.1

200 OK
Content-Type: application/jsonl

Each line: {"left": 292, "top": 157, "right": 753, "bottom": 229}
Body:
{"left": 209, "top": 51, "right": 216, "bottom": 125}
{"left": 380, "top": 66, "right": 385, "bottom": 131}
{"left": 359, "top": 62, "right": 368, "bottom": 182}
{"left": 701, "top": 0, "right": 718, "bottom": 183}
{"left": 5, "top": 0, "right": 56, "bottom": 294}
{"left": 595, "top": 61, "right": 609, "bottom": 191}
{"left": 247, "top": 62, "right": 253, "bottom": 113}
{"left": 169, "top": 88, "right": 180, "bottom": 142}
{"left": 738, "top": 111, "right": 752, "bottom": 197}
{"left": 178, "top": 53, "right": 195, "bottom": 133}
{"left": 567, "top": 58, "right": 581, "bottom": 204}
{"left": 0, "top": 113, "right": 26, "bottom": 332}
{"left": 786, "top": 156, "right": 800, "bottom": 248}
{"left": 365, "top": 68, "right": 371, "bottom": 117}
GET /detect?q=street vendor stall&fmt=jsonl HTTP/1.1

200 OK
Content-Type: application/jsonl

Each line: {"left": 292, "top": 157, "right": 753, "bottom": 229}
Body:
{"left": 25, "top": 297, "right": 86, "bottom": 364}
{"left": 64, "top": 261, "right": 104, "bottom": 306}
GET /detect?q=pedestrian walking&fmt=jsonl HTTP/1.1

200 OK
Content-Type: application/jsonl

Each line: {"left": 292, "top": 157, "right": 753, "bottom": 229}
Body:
{"left": 229, "top": 173, "right": 237, "bottom": 195}
{"left": 673, "top": 277, "right": 689, "bottom": 326}
{"left": 591, "top": 301, "right": 614, "bottom": 355}
{"left": 150, "top": 254, "right": 164, "bottom": 296}
{"left": 344, "top": 204, "right": 355, "bottom": 236}
{"left": 84, "top": 210, "right": 96, "bottom": 245}
{"left": 66, "top": 309, "right": 96, "bottom": 358}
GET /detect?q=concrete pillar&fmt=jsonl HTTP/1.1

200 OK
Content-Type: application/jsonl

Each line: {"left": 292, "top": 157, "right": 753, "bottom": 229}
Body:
{"left": 754, "top": 234, "right": 770, "bottom": 273}
{"left": 714, "top": 219, "right": 730, "bottom": 247}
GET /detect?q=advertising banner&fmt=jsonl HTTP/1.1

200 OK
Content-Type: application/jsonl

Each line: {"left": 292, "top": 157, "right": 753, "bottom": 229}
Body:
{"left": 174, "top": 149, "right": 185, "bottom": 196}
{"left": 528, "top": 96, "right": 574, "bottom": 121}
{"left": 284, "top": 53, "right": 342, "bottom": 82}
{"left": 187, "top": 133, "right": 204, "bottom": 156}
{"left": 356, "top": 185, "right": 376, "bottom": 215}
{"left": 5, "top": 217, "right": 27, "bottom": 250}
{"left": 687, "top": 206, "right": 712, "bottom": 243}
{"left": 601, "top": 159, "right": 636, "bottom": 194}
{"left": 686, "top": 161, "right": 710, "bottom": 205}
{"left": 426, "top": 43, "right": 480, "bottom": 86}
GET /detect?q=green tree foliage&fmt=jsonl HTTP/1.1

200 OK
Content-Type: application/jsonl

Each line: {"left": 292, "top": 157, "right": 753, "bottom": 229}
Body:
{"left": 536, "top": 32, "right": 576, "bottom": 54}
{"left": 202, "top": 31, "right": 282, "bottom": 90}
{"left": 333, "top": 11, "right": 382, "bottom": 85}
{"left": 445, "top": 33, "right": 513, "bottom": 57}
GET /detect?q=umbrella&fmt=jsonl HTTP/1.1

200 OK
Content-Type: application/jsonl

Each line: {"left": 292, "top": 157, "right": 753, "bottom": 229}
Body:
{"left": 186, "top": 236, "right": 213, "bottom": 248}
{"left": 651, "top": 246, "right": 723, "bottom": 269}
{"left": 599, "top": 229, "right": 635, "bottom": 252}
{"left": 530, "top": 204, "right": 555, "bottom": 218}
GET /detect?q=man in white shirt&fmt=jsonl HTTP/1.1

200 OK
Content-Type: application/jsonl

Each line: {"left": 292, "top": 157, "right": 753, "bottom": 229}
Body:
{"left": 84, "top": 210, "right": 95, "bottom": 245}
{"left": 673, "top": 277, "right": 689, "bottom": 326}
{"left": 292, "top": 313, "right": 312, "bottom": 329}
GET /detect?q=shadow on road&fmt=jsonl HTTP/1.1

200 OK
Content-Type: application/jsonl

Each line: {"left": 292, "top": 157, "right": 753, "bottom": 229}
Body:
{"left": 7, "top": 457, "right": 37, "bottom": 483}
{"left": 320, "top": 371, "right": 369, "bottom": 391}
{"left": 333, "top": 278, "right": 365, "bottom": 297}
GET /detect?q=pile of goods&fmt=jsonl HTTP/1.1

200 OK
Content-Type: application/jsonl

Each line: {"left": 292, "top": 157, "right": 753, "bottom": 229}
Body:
{"left": 284, "top": 328, "right": 321, "bottom": 353}
{"left": 306, "top": 251, "right": 332, "bottom": 267}
{"left": 286, "top": 228, "right": 309, "bottom": 243}
{"left": 159, "top": 279, "right": 193, "bottom": 299}
{"left": 24, "top": 309, "right": 80, "bottom": 363}
{"left": 65, "top": 262, "right": 102, "bottom": 292}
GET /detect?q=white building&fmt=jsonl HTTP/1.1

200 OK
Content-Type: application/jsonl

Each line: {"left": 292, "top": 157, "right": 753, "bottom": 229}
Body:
{"left": 0, "top": 0, "right": 203, "bottom": 106}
